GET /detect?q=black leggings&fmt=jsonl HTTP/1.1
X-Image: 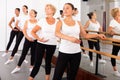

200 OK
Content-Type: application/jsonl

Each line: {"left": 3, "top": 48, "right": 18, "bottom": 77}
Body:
{"left": 111, "top": 42, "right": 120, "bottom": 67}
{"left": 30, "top": 43, "right": 56, "bottom": 78}
{"left": 17, "top": 38, "right": 37, "bottom": 66}
{"left": 11, "top": 31, "right": 24, "bottom": 57}
{"left": 6, "top": 27, "right": 19, "bottom": 50}
{"left": 52, "top": 52, "right": 81, "bottom": 80}
{"left": 88, "top": 40, "right": 101, "bottom": 61}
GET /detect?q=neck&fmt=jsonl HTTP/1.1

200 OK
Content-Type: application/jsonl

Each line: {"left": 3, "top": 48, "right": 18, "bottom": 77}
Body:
{"left": 65, "top": 16, "right": 73, "bottom": 21}
{"left": 23, "top": 12, "right": 28, "bottom": 15}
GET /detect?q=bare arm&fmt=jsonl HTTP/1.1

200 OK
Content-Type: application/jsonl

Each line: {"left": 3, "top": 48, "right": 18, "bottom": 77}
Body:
{"left": 55, "top": 20, "right": 80, "bottom": 44}
{"left": 8, "top": 17, "right": 14, "bottom": 30}
{"left": 107, "top": 26, "right": 115, "bottom": 35}
{"left": 79, "top": 21, "right": 106, "bottom": 39}
{"left": 84, "top": 20, "right": 90, "bottom": 30}
{"left": 23, "top": 21, "right": 34, "bottom": 42}
{"left": 31, "top": 25, "right": 48, "bottom": 42}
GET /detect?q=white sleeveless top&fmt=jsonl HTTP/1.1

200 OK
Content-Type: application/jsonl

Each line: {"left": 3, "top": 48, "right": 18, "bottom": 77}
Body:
{"left": 109, "top": 19, "right": 120, "bottom": 39}
{"left": 59, "top": 20, "right": 81, "bottom": 54}
{"left": 87, "top": 21, "right": 100, "bottom": 34}
{"left": 37, "top": 18, "right": 58, "bottom": 45}
{"left": 26, "top": 20, "right": 37, "bottom": 40}
{"left": 18, "top": 14, "right": 29, "bottom": 30}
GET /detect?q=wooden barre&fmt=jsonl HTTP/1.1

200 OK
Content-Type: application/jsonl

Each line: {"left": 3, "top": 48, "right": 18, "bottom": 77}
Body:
{"left": 86, "top": 30, "right": 120, "bottom": 36}
{"left": 81, "top": 47, "right": 120, "bottom": 60}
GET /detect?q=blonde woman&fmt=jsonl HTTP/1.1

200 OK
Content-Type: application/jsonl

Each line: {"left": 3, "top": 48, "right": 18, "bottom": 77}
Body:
{"left": 108, "top": 8, "right": 120, "bottom": 77}
{"left": 28, "top": 4, "right": 57, "bottom": 80}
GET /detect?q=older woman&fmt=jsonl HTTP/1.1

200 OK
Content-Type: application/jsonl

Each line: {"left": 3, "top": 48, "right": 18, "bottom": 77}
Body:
{"left": 28, "top": 4, "right": 57, "bottom": 80}
{"left": 108, "top": 8, "right": 120, "bottom": 77}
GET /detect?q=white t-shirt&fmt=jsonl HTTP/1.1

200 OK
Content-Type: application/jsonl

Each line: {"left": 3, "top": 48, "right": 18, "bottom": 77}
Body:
{"left": 37, "top": 18, "right": 58, "bottom": 45}
{"left": 59, "top": 20, "right": 81, "bottom": 54}
{"left": 27, "top": 20, "right": 37, "bottom": 40}
{"left": 18, "top": 14, "right": 29, "bottom": 30}
{"left": 109, "top": 19, "right": 120, "bottom": 39}
{"left": 87, "top": 21, "right": 100, "bottom": 34}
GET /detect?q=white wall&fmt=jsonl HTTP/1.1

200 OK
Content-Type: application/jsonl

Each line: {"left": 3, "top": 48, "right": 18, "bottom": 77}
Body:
{"left": 0, "top": 0, "right": 81, "bottom": 51}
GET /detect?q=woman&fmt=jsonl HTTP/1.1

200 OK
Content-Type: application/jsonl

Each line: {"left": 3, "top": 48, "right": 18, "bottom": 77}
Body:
{"left": 108, "top": 8, "right": 120, "bottom": 77}
{"left": 2, "top": 8, "right": 20, "bottom": 57}
{"left": 5, "top": 5, "right": 29, "bottom": 64}
{"left": 84, "top": 12, "right": 106, "bottom": 67}
{"left": 28, "top": 4, "right": 57, "bottom": 80}
{"left": 11, "top": 9, "right": 37, "bottom": 74}
{"left": 52, "top": 3, "right": 106, "bottom": 80}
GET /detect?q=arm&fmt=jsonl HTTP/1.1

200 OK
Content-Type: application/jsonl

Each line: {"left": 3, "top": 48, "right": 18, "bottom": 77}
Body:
{"left": 23, "top": 21, "right": 33, "bottom": 42}
{"left": 107, "top": 26, "right": 115, "bottom": 35}
{"left": 31, "top": 25, "right": 48, "bottom": 42}
{"left": 84, "top": 20, "right": 90, "bottom": 30}
{"left": 79, "top": 21, "right": 106, "bottom": 39}
{"left": 8, "top": 17, "right": 15, "bottom": 30}
{"left": 55, "top": 20, "right": 80, "bottom": 44}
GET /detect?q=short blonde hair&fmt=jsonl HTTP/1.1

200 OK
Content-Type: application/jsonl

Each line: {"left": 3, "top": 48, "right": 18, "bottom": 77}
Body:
{"left": 111, "top": 8, "right": 120, "bottom": 18}
{"left": 46, "top": 4, "right": 56, "bottom": 15}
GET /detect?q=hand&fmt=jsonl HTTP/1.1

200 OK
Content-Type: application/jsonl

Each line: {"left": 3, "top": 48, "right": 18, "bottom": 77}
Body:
{"left": 38, "top": 37, "right": 49, "bottom": 42}
{"left": 13, "top": 29, "right": 18, "bottom": 31}
{"left": 27, "top": 37, "right": 34, "bottom": 42}
{"left": 69, "top": 37, "right": 81, "bottom": 44}
{"left": 98, "top": 34, "right": 106, "bottom": 40}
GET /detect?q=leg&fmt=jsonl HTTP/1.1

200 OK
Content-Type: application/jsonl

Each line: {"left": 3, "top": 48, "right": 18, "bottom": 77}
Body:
{"left": 17, "top": 39, "right": 31, "bottom": 66}
{"left": 6, "top": 30, "right": 16, "bottom": 51}
{"left": 30, "top": 43, "right": 45, "bottom": 78}
{"left": 94, "top": 41, "right": 101, "bottom": 59}
{"left": 45, "top": 45, "right": 56, "bottom": 80}
{"left": 52, "top": 52, "right": 69, "bottom": 80}
{"left": 67, "top": 53, "right": 81, "bottom": 80}
{"left": 30, "top": 40, "right": 37, "bottom": 66}
{"left": 88, "top": 40, "right": 94, "bottom": 61}
{"left": 11, "top": 31, "right": 24, "bottom": 57}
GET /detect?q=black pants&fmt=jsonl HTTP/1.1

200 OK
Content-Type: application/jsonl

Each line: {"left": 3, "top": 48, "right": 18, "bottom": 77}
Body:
{"left": 88, "top": 40, "right": 101, "bottom": 61}
{"left": 17, "top": 38, "right": 37, "bottom": 66}
{"left": 6, "top": 27, "right": 19, "bottom": 50}
{"left": 52, "top": 52, "right": 81, "bottom": 80}
{"left": 111, "top": 42, "right": 120, "bottom": 67}
{"left": 30, "top": 43, "right": 56, "bottom": 78}
{"left": 11, "top": 31, "right": 24, "bottom": 57}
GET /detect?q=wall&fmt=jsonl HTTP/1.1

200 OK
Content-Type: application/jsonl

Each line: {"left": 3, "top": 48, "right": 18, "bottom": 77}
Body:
{"left": 0, "top": 0, "right": 81, "bottom": 51}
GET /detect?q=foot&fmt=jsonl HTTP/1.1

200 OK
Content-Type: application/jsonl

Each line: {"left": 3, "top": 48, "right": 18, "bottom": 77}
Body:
{"left": 2, "top": 52, "right": 8, "bottom": 57}
{"left": 11, "top": 67, "right": 20, "bottom": 74}
{"left": 90, "top": 61, "right": 94, "bottom": 67}
{"left": 99, "top": 59, "right": 106, "bottom": 64}
{"left": 114, "top": 71, "right": 120, "bottom": 77}
{"left": 82, "top": 53, "right": 89, "bottom": 58}
{"left": 15, "top": 53, "right": 20, "bottom": 56}
{"left": 4, "top": 59, "right": 13, "bottom": 65}
{"left": 29, "top": 67, "right": 33, "bottom": 72}
{"left": 24, "top": 59, "right": 28, "bottom": 64}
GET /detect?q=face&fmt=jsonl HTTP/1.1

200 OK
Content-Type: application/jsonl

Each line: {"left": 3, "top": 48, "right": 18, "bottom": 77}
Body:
{"left": 15, "top": 9, "right": 20, "bottom": 15}
{"left": 29, "top": 10, "right": 36, "bottom": 18}
{"left": 45, "top": 6, "right": 54, "bottom": 15}
{"left": 91, "top": 12, "right": 97, "bottom": 19}
{"left": 22, "top": 6, "right": 28, "bottom": 13}
{"left": 63, "top": 4, "right": 74, "bottom": 17}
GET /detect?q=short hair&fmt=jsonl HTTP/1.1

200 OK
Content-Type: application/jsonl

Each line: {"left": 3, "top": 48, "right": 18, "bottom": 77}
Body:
{"left": 15, "top": 8, "right": 20, "bottom": 12}
{"left": 46, "top": 4, "right": 56, "bottom": 15}
{"left": 111, "top": 8, "right": 120, "bottom": 18}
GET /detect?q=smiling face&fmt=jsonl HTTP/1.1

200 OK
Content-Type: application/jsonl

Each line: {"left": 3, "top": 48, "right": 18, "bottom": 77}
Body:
{"left": 22, "top": 6, "right": 28, "bottom": 13}
{"left": 63, "top": 3, "right": 74, "bottom": 17}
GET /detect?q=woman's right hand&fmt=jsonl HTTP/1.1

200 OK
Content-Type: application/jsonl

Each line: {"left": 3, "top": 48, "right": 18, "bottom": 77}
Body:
{"left": 69, "top": 37, "right": 81, "bottom": 44}
{"left": 27, "top": 37, "right": 34, "bottom": 42}
{"left": 38, "top": 37, "right": 49, "bottom": 42}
